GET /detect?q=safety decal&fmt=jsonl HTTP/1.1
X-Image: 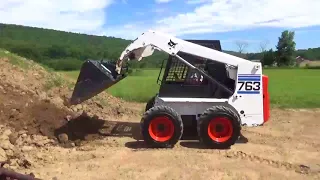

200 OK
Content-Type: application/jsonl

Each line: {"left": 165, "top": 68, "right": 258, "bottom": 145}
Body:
{"left": 237, "top": 74, "right": 261, "bottom": 94}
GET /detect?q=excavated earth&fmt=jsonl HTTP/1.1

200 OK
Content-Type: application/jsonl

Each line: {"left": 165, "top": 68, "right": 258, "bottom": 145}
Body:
{"left": 0, "top": 55, "right": 320, "bottom": 180}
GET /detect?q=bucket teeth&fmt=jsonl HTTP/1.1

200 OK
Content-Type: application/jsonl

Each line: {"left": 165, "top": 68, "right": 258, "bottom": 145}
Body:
{"left": 70, "top": 60, "right": 127, "bottom": 105}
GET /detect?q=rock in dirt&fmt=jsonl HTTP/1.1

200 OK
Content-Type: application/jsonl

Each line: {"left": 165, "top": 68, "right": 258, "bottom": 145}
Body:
{"left": 9, "top": 132, "right": 19, "bottom": 145}
{"left": 116, "top": 105, "right": 126, "bottom": 115}
{"left": 17, "top": 158, "right": 32, "bottom": 168}
{"left": 8, "top": 158, "right": 20, "bottom": 169}
{"left": 0, "top": 148, "right": 7, "bottom": 162}
{"left": 49, "top": 96, "right": 65, "bottom": 108}
{"left": 21, "top": 146, "right": 34, "bottom": 152}
{"left": 17, "top": 130, "right": 26, "bottom": 135}
{"left": 76, "top": 104, "right": 83, "bottom": 110}
{"left": 0, "top": 134, "right": 9, "bottom": 141}
{"left": 5, "top": 149, "right": 14, "bottom": 157}
{"left": 30, "top": 135, "right": 54, "bottom": 147}
{"left": 15, "top": 137, "right": 25, "bottom": 147}
{"left": 2, "top": 129, "right": 12, "bottom": 136}
{"left": 0, "top": 140, "right": 14, "bottom": 150}
{"left": 36, "top": 91, "right": 47, "bottom": 98}
{"left": 72, "top": 106, "right": 78, "bottom": 112}
{"left": 65, "top": 115, "right": 72, "bottom": 121}
{"left": 58, "top": 133, "right": 68, "bottom": 143}
{"left": 82, "top": 104, "right": 87, "bottom": 111}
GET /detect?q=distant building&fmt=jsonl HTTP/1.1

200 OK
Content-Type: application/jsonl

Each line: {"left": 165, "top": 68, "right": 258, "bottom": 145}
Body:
{"left": 295, "top": 56, "right": 312, "bottom": 67}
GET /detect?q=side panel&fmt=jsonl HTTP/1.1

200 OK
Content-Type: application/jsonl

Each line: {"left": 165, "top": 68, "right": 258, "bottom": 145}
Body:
{"left": 228, "top": 62, "right": 264, "bottom": 126}
{"left": 155, "top": 97, "right": 228, "bottom": 116}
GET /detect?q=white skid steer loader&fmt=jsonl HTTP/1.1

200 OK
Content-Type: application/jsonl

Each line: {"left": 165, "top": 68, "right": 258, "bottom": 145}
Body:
{"left": 69, "top": 30, "right": 270, "bottom": 149}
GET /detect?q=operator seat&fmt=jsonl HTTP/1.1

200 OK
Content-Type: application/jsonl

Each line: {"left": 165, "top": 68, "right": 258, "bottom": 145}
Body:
{"left": 204, "top": 61, "right": 234, "bottom": 98}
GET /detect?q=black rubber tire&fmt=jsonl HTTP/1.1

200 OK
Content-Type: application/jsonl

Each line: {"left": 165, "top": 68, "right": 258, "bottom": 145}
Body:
{"left": 145, "top": 95, "right": 156, "bottom": 112}
{"left": 140, "top": 106, "right": 183, "bottom": 148}
{"left": 197, "top": 105, "right": 241, "bottom": 149}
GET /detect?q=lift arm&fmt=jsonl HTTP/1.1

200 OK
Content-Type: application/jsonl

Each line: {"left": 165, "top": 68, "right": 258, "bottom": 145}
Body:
{"left": 115, "top": 30, "right": 257, "bottom": 74}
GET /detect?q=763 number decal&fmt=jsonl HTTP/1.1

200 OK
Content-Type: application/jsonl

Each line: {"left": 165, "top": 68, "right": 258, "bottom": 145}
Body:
{"left": 237, "top": 74, "right": 261, "bottom": 94}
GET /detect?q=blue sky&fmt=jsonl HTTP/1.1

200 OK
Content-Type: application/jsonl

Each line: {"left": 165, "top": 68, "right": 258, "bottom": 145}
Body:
{"left": 1, "top": 0, "right": 319, "bottom": 52}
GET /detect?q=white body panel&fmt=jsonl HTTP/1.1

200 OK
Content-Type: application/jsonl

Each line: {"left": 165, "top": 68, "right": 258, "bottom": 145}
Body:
{"left": 116, "top": 30, "right": 266, "bottom": 127}
{"left": 155, "top": 62, "right": 264, "bottom": 127}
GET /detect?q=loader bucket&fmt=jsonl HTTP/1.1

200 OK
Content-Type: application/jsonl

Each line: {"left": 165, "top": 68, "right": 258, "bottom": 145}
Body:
{"left": 70, "top": 60, "right": 127, "bottom": 105}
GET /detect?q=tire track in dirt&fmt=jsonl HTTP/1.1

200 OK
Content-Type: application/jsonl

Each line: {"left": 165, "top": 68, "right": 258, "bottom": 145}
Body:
{"left": 223, "top": 150, "right": 320, "bottom": 177}
{"left": 190, "top": 148, "right": 319, "bottom": 177}
{"left": 242, "top": 130, "right": 320, "bottom": 151}
{"left": 83, "top": 138, "right": 320, "bottom": 179}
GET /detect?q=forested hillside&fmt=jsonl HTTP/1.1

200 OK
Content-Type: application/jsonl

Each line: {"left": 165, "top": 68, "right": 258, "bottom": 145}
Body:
{"left": 0, "top": 23, "right": 319, "bottom": 70}
{"left": 295, "top": 48, "right": 320, "bottom": 60}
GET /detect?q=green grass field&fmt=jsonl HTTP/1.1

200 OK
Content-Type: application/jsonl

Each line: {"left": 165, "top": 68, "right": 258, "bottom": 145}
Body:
{"left": 61, "top": 68, "right": 320, "bottom": 108}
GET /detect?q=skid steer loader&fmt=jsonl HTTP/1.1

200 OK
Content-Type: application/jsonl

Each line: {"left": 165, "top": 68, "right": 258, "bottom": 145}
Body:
{"left": 70, "top": 30, "right": 270, "bottom": 149}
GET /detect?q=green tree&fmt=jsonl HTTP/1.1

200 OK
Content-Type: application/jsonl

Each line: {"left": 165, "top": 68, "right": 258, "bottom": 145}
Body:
{"left": 275, "top": 30, "right": 296, "bottom": 66}
{"left": 261, "top": 49, "right": 276, "bottom": 66}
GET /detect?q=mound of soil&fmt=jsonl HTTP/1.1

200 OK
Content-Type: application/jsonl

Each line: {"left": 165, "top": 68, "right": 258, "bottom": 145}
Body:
{"left": 0, "top": 82, "right": 69, "bottom": 138}
{"left": 0, "top": 56, "right": 142, "bottom": 145}
{"left": 0, "top": 55, "right": 147, "bottom": 173}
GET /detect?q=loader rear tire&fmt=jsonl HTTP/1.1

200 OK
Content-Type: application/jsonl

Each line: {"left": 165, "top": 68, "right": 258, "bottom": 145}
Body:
{"left": 197, "top": 105, "right": 241, "bottom": 149}
{"left": 140, "top": 106, "right": 183, "bottom": 148}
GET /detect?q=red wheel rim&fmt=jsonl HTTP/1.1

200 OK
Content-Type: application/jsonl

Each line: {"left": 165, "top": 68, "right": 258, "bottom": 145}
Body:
{"left": 148, "top": 116, "right": 174, "bottom": 142}
{"left": 207, "top": 117, "right": 233, "bottom": 143}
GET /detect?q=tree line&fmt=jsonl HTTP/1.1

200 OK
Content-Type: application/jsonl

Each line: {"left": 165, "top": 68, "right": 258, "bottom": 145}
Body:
{"left": 0, "top": 23, "right": 319, "bottom": 70}
{"left": 233, "top": 30, "right": 320, "bottom": 67}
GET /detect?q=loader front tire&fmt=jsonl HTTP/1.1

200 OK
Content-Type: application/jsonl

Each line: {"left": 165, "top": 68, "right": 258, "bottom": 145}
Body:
{"left": 140, "top": 106, "right": 183, "bottom": 148}
{"left": 197, "top": 105, "right": 241, "bottom": 149}
{"left": 145, "top": 95, "right": 156, "bottom": 111}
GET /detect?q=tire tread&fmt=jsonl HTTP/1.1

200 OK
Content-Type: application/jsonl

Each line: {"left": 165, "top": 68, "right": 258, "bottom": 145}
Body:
{"left": 140, "top": 105, "right": 183, "bottom": 148}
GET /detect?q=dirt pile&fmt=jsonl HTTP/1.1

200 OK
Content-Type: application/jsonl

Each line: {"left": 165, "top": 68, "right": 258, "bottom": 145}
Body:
{"left": 0, "top": 81, "right": 69, "bottom": 137}
{"left": 0, "top": 54, "right": 143, "bottom": 171}
{"left": 0, "top": 56, "right": 141, "bottom": 126}
{"left": 0, "top": 56, "right": 140, "bottom": 117}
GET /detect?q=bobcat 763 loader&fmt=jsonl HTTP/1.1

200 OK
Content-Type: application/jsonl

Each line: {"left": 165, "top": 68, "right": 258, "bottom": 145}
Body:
{"left": 70, "top": 30, "right": 270, "bottom": 149}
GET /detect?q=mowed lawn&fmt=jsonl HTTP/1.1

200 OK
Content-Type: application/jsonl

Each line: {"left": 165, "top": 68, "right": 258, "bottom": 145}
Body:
{"left": 61, "top": 68, "right": 320, "bottom": 108}
{"left": 61, "top": 69, "right": 161, "bottom": 102}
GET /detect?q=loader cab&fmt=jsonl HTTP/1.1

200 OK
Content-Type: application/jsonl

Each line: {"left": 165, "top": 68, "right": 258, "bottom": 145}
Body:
{"left": 157, "top": 40, "right": 236, "bottom": 99}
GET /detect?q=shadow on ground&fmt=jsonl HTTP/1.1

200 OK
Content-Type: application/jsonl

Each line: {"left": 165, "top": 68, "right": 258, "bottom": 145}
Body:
{"left": 178, "top": 134, "right": 248, "bottom": 149}
{"left": 54, "top": 112, "right": 248, "bottom": 149}
{"left": 54, "top": 112, "right": 141, "bottom": 142}
{"left": 125, "top": 134, "right": 248, "bottom": 150}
